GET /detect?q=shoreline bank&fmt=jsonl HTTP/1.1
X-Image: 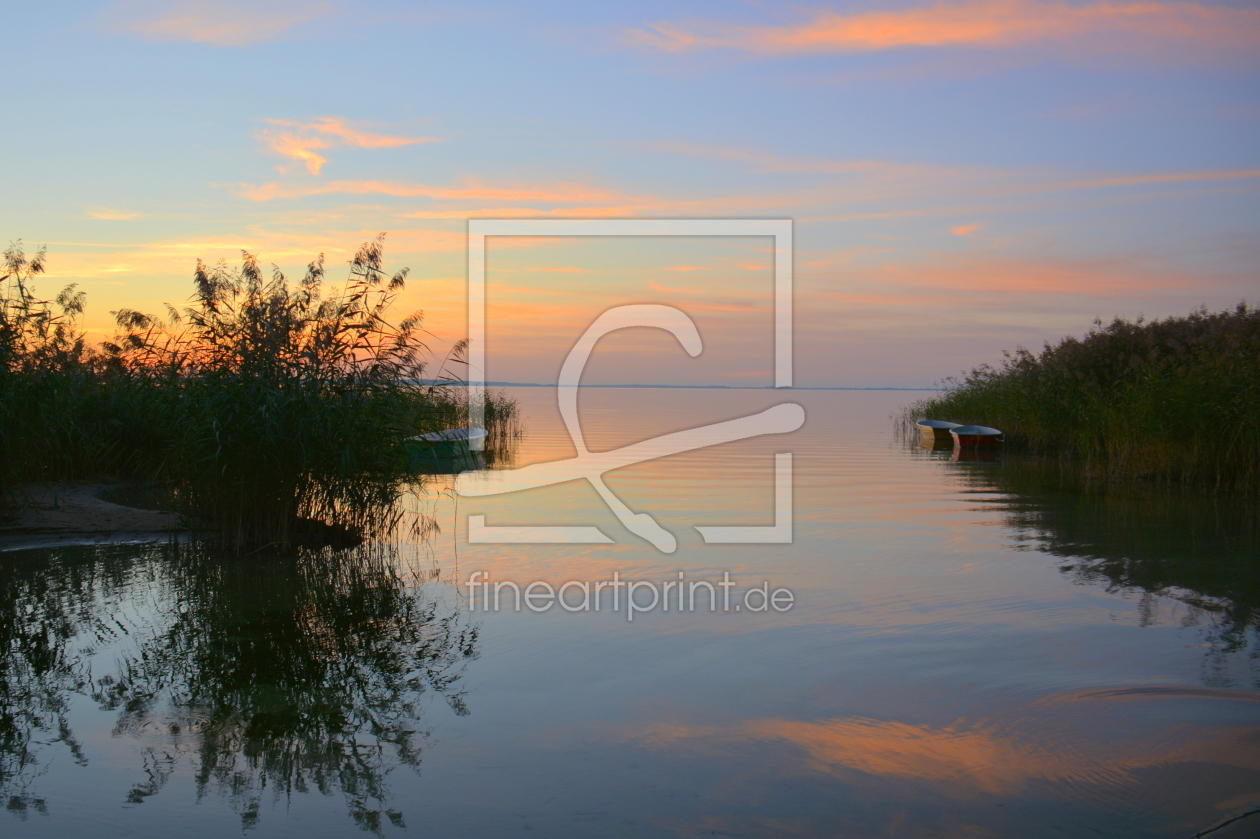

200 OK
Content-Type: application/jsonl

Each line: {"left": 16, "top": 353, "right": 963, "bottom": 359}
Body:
{"left": 0, "top": 482, "right": 187, "bottom": 552}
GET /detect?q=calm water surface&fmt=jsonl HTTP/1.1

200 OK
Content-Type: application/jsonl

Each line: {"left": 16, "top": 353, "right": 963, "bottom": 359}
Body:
{"left": 3, "top": 389, "right": 1258, "bottom": 838}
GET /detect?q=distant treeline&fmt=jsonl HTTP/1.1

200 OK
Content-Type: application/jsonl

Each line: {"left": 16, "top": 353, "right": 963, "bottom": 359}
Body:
{"left": 909, "top": 304, "right": 1260, "bottom": 492}
{"left": 0, "top": 237, "right": 516, "bottom": 551}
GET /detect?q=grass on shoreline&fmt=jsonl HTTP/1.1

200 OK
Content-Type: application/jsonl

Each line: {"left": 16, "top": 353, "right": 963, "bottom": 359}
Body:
{"left": 1, "top": 237, "right": 517, "bottom": 552}
{"left": 906, "top": 304, "right": 1260, "bottom": 492}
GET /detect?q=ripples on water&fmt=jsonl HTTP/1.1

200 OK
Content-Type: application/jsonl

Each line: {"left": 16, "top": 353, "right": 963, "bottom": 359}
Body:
{"left": 2, "top": 388, "right": 1257, "bottom": 837}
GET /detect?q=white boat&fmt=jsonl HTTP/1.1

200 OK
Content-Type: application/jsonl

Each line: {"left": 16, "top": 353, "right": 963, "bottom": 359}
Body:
{"left": 407, "top": 426, "right": 487, "bottom": 460}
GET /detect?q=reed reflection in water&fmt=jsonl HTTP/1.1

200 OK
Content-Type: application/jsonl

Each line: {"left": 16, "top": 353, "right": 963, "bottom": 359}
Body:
{"left": 0, "top": 537, "right": 476, "bottom": 832}
{"left": 922, "top": 443, "right": 1260, "bottom": 682}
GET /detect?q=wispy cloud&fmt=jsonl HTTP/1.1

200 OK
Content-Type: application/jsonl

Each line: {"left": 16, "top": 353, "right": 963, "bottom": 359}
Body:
{"left": 823, "top": 251, "right": 1189, "bottom": 305}
{"left": 1052, "top": 168, "right": 1260, "bottom": 191}
{"left": 86, "top": 208, "right": 141, "bottom": 220}
{"left": 951, "top": 223, "right": 981, "bottom": 235}
{"left": 648, "top": 141, "right": 962, "bottom": 178}
{"left": 256, "top": 117, "right": 435, "bottom": 175}
{"left": 238, "top": 179, "right": 631, "bottom": 203}
{"left": 106, "top": 0, "right": 335, "bottom": 47}
{"left": 803, "top": 166, "right": 1260, "bottom": 223}
{"left": 648, "top": 279, "right": 697, "bottom": 294}
{"left": 258, "top": 132, "right": 331, "bottom": 175}
{"left": 626, "top": 1, "right": 1260, "bottom": 61}
{"left": 397, "top": 206, "right": 652, "bottom": 219}
{"left": 43, "top": 229, "right": 470, "bottom": 298}
{"left": 267, "top": 117, "right": 432, "bottom": 150}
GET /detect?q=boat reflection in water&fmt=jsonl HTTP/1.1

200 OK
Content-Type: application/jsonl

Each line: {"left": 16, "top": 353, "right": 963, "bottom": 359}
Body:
{"left": 410, "top": 448, "right": 487, "bottom": 475}
{"left": 951, "top": 446, "right": 1002, "bottom": 463}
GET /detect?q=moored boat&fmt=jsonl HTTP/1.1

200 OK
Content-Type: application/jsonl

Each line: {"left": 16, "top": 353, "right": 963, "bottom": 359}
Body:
{"left": 406, "top": 426, "right": 488, "bottom": 461}
{"left": 916, "top": 419, "right": 961, "bottom": 442}
{"left": 919, "top": 437, "right": 954, "bottom": 451}
{"left": 949, "top": 425, "right": 1003, "bottom": 448}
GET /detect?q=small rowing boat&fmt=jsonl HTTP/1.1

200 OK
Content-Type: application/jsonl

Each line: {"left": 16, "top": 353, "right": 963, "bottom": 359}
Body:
{"left": 916, "top": 419, "right": 961, "bottom": 442}
{"left": 949, "top": 425, "right": 1003, "bottom": 448}
{"left": 407, "top": 426, "right": 487, "bottom": 458}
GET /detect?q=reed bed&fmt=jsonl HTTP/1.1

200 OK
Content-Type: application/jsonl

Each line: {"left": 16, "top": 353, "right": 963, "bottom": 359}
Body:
{"left": 906, "top": 304, "right": 1260, "bottom": 491}
{"left": 1, "top": 237, "right": 517, "bottom": 551}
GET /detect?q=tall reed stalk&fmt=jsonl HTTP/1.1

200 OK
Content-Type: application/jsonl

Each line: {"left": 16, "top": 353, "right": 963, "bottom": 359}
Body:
{"left": 0, "top": 242, "right": 90, "bottom": 502}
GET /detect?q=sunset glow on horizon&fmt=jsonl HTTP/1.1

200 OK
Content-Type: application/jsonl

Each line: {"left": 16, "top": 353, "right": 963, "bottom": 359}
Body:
{"left": 7, "top": 0, "right": 1257, "bottom": 386}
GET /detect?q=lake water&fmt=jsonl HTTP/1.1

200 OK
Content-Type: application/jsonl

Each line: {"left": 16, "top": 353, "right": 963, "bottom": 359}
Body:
{"left": 3, "top": 388, "right": 1258, "bottom": 838}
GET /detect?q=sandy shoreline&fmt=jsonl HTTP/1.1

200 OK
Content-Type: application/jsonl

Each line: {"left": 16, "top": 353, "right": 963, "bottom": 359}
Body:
{"left": 0, "top": 483, "right": 187, "bottom": 552}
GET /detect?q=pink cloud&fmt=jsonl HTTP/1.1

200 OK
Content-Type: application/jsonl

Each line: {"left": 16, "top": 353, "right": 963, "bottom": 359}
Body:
{"left": 107, "top": 0, "right": 334, "bottom": 47}
{"left": 626, "top": 1, "right": 1260, "bottom": 61}
{"left": 239, "top": 179, "right": 629, "bottom": 203}
{"left": 86, "top": 208, "right": 141, "bottom": 220}
{"left": 256, "top": 117, "right": 435, "bottom": 175}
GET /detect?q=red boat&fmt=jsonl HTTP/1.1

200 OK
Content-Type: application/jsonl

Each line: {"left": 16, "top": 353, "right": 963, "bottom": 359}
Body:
{"left": 949, "top": 425, "right": 1003, "bottom": 448}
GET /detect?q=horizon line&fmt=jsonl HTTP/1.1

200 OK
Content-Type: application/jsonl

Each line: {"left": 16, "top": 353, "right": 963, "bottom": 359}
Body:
{"left": 423, "top": 381, "right": 940, "bottom": 391}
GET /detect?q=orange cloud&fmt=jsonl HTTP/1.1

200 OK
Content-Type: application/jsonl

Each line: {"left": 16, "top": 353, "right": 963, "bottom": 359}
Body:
{"left": 627, "top": 1, "right": 1260, "bottom": 59}
{"left": 256, "top": 117, "right": 434, "bottom": 175}
{"left": 648, "top": 279, "right": 689, "bottom": 294}
{"left": 398, "top": 206, "right": 645, "bottom": 219}
{"left": 107, "top": 0, "right": 334, "bottom": 47}
{"left": 43, "top": 228, "right": 468, "bottom": 284}
{"left": 259, "top": 131, "right": 331, "bottom": 175}
{"left": 86, "top": 208, "right": 141, "bottom": 220}
{"left": 951, "top": 223, "right": 981, "bottom": 235}
{"left": 265, "top": 117, "right": 434, "bottom": 150}
{"left": 239, "top": 179, "right": 631, "bottom": 203}
{"left": 314, "top": 117, "right": 426, "bottom": 148}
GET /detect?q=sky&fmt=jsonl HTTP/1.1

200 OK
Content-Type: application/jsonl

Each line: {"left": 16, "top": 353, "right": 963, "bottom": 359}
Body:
{"left": 4, "top": 0, "right": 1258, "bottom": 387}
